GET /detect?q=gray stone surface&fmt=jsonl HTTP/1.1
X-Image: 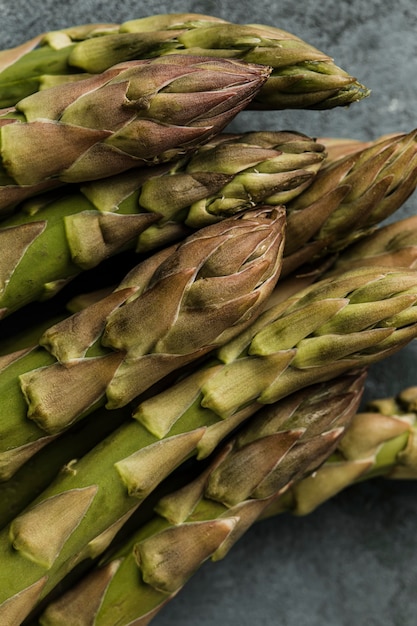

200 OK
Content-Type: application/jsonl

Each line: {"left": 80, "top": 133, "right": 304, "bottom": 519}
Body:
{"left": 1, "top": 1, "right": 416, "bottom": 624}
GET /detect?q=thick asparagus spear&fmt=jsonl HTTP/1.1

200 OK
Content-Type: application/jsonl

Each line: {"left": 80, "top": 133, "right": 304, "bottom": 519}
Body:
{"left": 0, "top": 13, "right": 369, "bottom": 109}
{"left": 0, "top": 130, "right": 324, "bottom": 317}
{"left": 131, "top": 267, "right": 417, "bottom": 455}
{"left": 34, "top": 371, "right": 365, "bottom": 626}
{"left": 0, "top": 55, "right": 269, "bottom": 214}
{"left": 0, "top": 207, "right": 285, "bottom": 480}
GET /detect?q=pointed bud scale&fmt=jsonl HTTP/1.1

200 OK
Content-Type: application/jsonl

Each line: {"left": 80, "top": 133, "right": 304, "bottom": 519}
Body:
{"left": 211, "top": 498, "right": 278, "bottom": 562}
{"left": 19, "top": 352, "right": 125, "bottom": 433}
{"left": 10, "top": 486, "right": 98, "bottom": 568}
{"left": 290, "top": 327, "right": 394, "bottom": 368}
{"left": 133, "top": 366, "right": 221, "bottom": 440}
{"left": 253, "top": 428, "right": 343, "bottom": 499}
{"left": 314, "top": 295, "right": 417, "bottom": 335}
{"left": 134, "top": 518, "right": 237, "bottom": 593}
{"left": 248, "top": 298, "right": 348, "bottom": 355}
{"left": 196, "top": 404, "right": 263, "bottom": 460}
{"left": 155, "top": 459, "right": 220, "bottom": 525}
{"left": 0, "top": 347, "right": 57, "bottom": 479}
{"left": 64, "top": 210, "right": 160, "bottom": 269}
{"left": 200, "top": 351, "right": 297, "bottom": 419}
{"left": 206, "top": 430, "right": 304, "bottom": 506}
{"left": 115, "top": 429, "right": 206, "bottom": 499}
{"left": 0, "top": 578, "right": 47, "bottom": 626}
{"left": 0, "top": 222, "right": 46, "bottom": 297}
{"left": 104, "top": 350, "right": 212, "bottom": 410}
{"left": 86, "top": 510, "right": 137, "bottom": 560}
{"left": 39, "top": 560, "right": 122, "bottom": 626}
{"left": 39, "top": 288, "right": 136, "bottom": 362}
{"left": 0, "top": 432, "right": 57, "bottom": 482}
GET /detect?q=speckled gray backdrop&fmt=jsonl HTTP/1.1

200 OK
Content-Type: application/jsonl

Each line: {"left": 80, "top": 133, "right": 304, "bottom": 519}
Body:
{"left": 1, "top": 1, "right": 417, "bottom": 624}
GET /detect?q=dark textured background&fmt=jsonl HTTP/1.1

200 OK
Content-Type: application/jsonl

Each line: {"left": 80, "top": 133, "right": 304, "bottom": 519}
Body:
{"left": 1, "top": 1, "right": 417, "bottom": 624}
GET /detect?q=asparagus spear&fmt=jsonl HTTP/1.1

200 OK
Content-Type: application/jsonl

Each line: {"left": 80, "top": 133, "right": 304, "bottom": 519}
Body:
{"left": 0, "top": 207, "right": 285, "bottom": 480}
{"left": 330, "top": 213, "right": 417, "bottom": 274}
{"left": 0, "top": 130, "right": 324, "bottom": 317}
{"left": 0, "top": 54, "right": 269, "bottom": 214}
{"left": 0, "top": 13, "right": 370, "bottom": 109}
{"left": 135, "top": 129, "right": 325, "bottom": 250}
{"left": 34, "top": 371, "right": 366, "bottom": 626}
{"left": 258, "top": 385, "right": 417, "bottom": 518}
{"left": 281, "top": 128, "right": 417, "bottom": 277}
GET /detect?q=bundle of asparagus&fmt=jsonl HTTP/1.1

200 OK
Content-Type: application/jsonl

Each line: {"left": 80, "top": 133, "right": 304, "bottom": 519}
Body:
{"left": 36, "top": 371, "right": 367, "bottom": 626}
{"left": 3, "top": 262, "right": 417, "bottom": 623}
{"left": 0, "top": 9, "right": 416, "bottom": 626}
{"left": 36, "top": 373, "right": 417, "bottom": 626}
{"left": 0, "top": 205, "right": 286, "bottom": 479}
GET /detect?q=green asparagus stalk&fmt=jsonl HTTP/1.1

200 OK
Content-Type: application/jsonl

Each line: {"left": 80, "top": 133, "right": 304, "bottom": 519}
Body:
{"left": 0, "top": 130, "right": 324, "bottom": 317}
{"left": 0, "top": 13, "right": 370, "bottom": 110}
{"left": 0, "top": 54, "right": 269, "bottom": 214}
{"left": 0, "top": 403, "right": 132, "bottom": 530}
{"left": 0, "top": 206, "right": 285, "bottom": 480}
{"left": 34, "top": 370, "right": 366, "bottom": 626}
{"left": 261, "top": 385, "right": 417, "bottom": 518}
{"left": 2, "top": 263, "right": 417, "bottom": 621}
{"left": 281, "top": 128, "right": 417, "bottom": 277}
